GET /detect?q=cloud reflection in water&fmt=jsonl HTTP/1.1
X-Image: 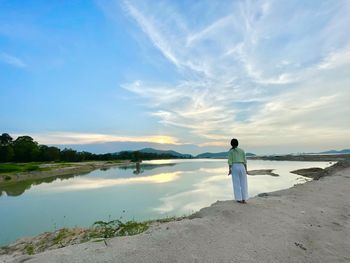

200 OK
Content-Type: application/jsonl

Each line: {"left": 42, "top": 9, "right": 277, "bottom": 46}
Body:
{"left": 40, "top": 172, "right": 182, "bottom": 192}
{"left": 154, "top": 172, "right": 231, "bottom": 214}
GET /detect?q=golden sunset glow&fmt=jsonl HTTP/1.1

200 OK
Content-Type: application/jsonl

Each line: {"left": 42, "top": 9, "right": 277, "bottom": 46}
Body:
{"left": 18, "top": 132, "right": 182, "bottom": 145}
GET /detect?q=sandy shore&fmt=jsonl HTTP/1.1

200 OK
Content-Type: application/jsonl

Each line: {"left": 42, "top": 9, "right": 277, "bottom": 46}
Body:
{"left": 1, "top": 161, "right": 350, "bottom": 263}
{"left": 249, "top": 153, "right": 350, "bottom": 162}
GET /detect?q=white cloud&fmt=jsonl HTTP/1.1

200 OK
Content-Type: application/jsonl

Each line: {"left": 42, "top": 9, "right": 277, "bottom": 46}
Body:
{"left": 117, "top": 0, "right": 350, "bottom": 152}
{"left": 318, "top": 46, "right": 350, "bottom": 70}
{"left": 123, "top": 1, "right": 182, "bottom": 68}
{"left": 0, "top": 52, "right": 26, "bottom": 68}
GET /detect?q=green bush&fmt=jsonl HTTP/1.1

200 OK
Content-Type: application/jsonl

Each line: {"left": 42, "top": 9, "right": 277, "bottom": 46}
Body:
{"left": 117, "top": 221, "right": 149, "bottom": 236}
{"left": 25, "top": 244, "right": 34, "bottom": 255}
{"left": 91, "top": 220, "right": 148, "bottom": 239}
{"left": 0, "top": 163, "right": 40, "bottom": 174}
{"left": 26, "top": 165, "right": 40, "bottom": 171}
{"left": 0, "top": 164, "right": 22, "bottom": 173}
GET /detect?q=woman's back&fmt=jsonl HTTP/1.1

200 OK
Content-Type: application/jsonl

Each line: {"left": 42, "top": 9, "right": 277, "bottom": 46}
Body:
{"left": 228, "top": 147, "right": 246, "bottom": 165}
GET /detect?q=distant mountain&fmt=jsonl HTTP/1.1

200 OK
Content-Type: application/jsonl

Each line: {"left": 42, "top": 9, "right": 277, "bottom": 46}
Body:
{"left": 138, "top": 148, "right": 192, "bottom": 158}
{"left": 196, "top": 151, "right": 256, "bottom": 159}
{"left": 317, "top": 149, "right": 350, "bottom": 154}
{"left": 196, "top": 152, "right": 228, "bottom": 158}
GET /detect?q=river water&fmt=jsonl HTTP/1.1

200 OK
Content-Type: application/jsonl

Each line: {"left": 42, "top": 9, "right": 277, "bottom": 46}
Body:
{"left": 0, "top": 159, "right": 333, "bottom": 246}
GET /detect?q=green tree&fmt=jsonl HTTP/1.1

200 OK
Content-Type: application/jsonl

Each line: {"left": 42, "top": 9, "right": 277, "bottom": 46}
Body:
{"left": 47, "top": 146, "right": 61, "bottom": 161}
{"left": 39, "top": 145, "right": 61, "bottom": 161}
{"left": 80, "top": 151, "right": 93, "bottom": 161}
{"left": 131, "top": 151, "right": 142, "bottom": 162}
{"left": 0, "top": 145, "right": 14, "bottom": 162}
{"left": 13, "top": 136, "right": 39, "bottom": 162}
{"left": 0, "top": 133, "right": 13, "bottom": 146}
{"left": 60, "top": 148, "right": 78, "bottom": 162}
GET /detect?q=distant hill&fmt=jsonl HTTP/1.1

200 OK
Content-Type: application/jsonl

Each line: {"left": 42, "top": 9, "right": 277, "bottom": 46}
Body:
{"left": 196, "top": 152, "right": 228, "bottom": 158}
{"left": 196, "top": 151, "right": 256, "bottom": 159}
{"left": 138, "top": 148, "right": 192, "bottom": 158}
{"left": 317, "top": 149, "right": 350, "bottom": 154}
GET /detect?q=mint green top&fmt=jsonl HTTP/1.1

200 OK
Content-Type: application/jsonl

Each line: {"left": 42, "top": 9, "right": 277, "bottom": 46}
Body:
{"left": 228, "top": 147, "right": 247, "bottom": 166}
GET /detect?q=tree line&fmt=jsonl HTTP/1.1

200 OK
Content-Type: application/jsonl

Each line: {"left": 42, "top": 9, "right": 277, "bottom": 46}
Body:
{"left": 0, "top": 133, "right": 181, "bottom": 163}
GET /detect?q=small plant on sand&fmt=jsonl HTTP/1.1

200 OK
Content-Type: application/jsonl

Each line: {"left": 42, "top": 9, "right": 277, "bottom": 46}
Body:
{"left": 91, "top": 220, "right": 149, "bottom": 239}
{"left": 53, "top": 228, "right": 70, "bottom": 246}
{"left": 25, "top": 244, "right": 34, "bottom": 255}
{"left": 92, "top": 220, "right": 122, "bottom": 238}
{"left": 154, "top": 216, "right": 177, "bottom": 223}
{"left": 117, "top": 221, "right": 149, "bottom": 236}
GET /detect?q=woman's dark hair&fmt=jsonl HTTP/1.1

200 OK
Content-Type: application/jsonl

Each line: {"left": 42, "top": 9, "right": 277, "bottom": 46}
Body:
{"left": 230, "top": 138, "right": 239, "bottom": 149}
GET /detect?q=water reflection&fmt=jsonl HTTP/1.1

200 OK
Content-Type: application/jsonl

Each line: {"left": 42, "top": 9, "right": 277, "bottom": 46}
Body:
{"left": 151, "top": 160, "right": 332, "bottom": 216}
{"left": 199, "top": 167, "right": 226, "bottom": 174}
{"left": 40, "top": 171, "right": 183, "bottom": 192}
{"left": 0, "top": 173, "right": 86, "bottom": 197}
{"left": 154, "top": 173, "right": 230, "bottom": 214}
{"left": 118, "top": 162, "right": 176, "bottom": 171}
{"left": 0, "top": 163, "right": 177, "bottom": 197}
{"left": 0, "top": 159, "right": 332, "bottom": 246}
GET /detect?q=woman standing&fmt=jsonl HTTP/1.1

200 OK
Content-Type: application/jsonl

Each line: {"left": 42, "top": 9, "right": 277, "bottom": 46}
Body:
{"left": 228, "top": 138, "right": 248, "bottom": 203}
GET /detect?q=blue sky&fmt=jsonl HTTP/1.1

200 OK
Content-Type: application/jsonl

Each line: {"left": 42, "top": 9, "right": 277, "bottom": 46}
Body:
{"left": 1, "top": 0, "right": 350, "bottom": 155}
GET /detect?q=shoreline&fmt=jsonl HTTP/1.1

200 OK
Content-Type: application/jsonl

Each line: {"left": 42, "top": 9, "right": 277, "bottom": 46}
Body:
{"left": 0, "top": 161, "right": 131, "bottom": 186}
{"left": 0, "top": 155, "right": 344, "bottom": 186}
{"left": 1, "top": 159, "right": 349, "bottom": 262}
{"left": 248, "top": 153, "right": 350, "bottom": 162}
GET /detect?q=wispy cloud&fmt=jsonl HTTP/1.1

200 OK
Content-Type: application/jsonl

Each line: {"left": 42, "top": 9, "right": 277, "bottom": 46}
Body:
{"left": 116, "top": 0, "right": 350, "bottom": 151}
{"left": 0, "top": 52, "right": 27, "bottom": 68}
{"left": 124, "top": 1, "right": 181, "bottom": 68}
{"left": 318, "top": 46, "right": 350, "bottom": 70}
